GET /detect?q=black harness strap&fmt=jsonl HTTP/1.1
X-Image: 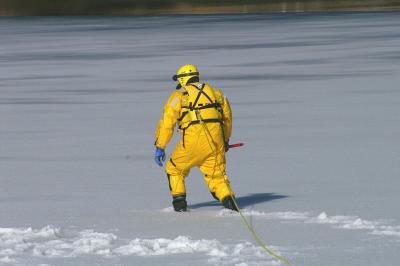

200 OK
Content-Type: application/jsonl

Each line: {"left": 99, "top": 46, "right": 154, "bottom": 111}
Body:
{"left": 187, "top": 118, "right": 223, "bottom": 127}
{"left": 166, "top": 174, "right": 172, "bottom": 191}
{"left": 190, "top": 84, "right": 205, "bottom": 110}
{"left": 190, "top": 84, "right": 216, "bottom": 108}
{"left": 195, "top": 102, "right": 221, "bottom": 110}
{"left": 180, "top": 102, "right": 220, "bottom": 113}
{"left": 179, "top": 118, "right": 222, "bottom": 129}
{"left": 178, "top": 84, "right": 224, "bottom": 148}
{"left": 182, "top": 128, "right": 186, "bottom": 148}
{"left": 177, "top": 110, "right": 188, "bottom": 122}
{"left": 200, "top": 89, "right": 214, "bottom": 104}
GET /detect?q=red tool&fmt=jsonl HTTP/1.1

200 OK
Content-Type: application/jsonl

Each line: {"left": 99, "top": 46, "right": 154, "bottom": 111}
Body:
{"left": 228, "top": 143, "right": 244, "bottom": 149}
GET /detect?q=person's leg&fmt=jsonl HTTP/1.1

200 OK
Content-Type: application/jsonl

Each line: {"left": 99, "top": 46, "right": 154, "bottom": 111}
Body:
{"left": 165, "top": 140, "right": 194, "bottom": 212}
{"left": 165, "top": 171, "right": 188, "bottom": 211}
{"left": 200, "top": 145, "right": 238, "bottom": 211}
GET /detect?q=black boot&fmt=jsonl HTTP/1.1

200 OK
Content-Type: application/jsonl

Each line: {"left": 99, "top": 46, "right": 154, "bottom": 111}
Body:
{"left": 172, "top": 195, "right": 187, "bottom": 212}
{"left": 222, "top": 196, "right": 239, "bottom": 212}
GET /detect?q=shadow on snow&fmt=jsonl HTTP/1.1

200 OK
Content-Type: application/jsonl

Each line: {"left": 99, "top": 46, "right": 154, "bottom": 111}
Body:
{"left": 189, "top": 192, "right": 288, "bottom": 209}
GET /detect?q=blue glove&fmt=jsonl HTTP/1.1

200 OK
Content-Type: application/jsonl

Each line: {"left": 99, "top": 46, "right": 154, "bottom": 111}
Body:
{"left": 154, "top": 147, "right": 166, "bottom": 167}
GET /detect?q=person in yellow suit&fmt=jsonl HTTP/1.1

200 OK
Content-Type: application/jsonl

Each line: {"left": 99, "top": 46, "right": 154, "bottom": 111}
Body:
{"left": 154, "top": 64, "right": 238, "bottom": 212}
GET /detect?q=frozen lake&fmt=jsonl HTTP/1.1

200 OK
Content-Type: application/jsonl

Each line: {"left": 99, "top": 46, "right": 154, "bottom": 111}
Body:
{"left": 1, "top": 12, "right": 400, "bottom": 265}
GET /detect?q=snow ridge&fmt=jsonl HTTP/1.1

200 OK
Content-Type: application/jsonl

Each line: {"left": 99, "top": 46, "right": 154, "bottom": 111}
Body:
{"left": 222, "top": 210, "right": 400, "bottom": 237}
{"left": 0, "top": 226, "right": 280, "bottom": 265}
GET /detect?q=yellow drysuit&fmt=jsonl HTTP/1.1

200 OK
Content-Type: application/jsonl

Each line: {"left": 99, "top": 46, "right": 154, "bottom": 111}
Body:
{"left": 155, "top": 82, "right": 233, "bottom": 202}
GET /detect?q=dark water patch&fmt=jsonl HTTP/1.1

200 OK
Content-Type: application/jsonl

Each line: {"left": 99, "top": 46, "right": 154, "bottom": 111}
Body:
{"left": 212, "top": 12, "right": 400, "bottom": 28}
{"left": 148, "top": 71, "right": 387, "bottom": 83}
{"left": 155, "top": 13, "right": 317, "bottom": 27}
{"left": 5, "top": 13, "right": 391, "bottom": 33}
{"left": 316, "top": 22, "right": 400, "bottom": 32}
{"left": 343, "top": 31, "right": 400, "bottom": 42}
{"left": 0, "top": 74, "right": 87, "bottom": 81}
{"left": 209, "top": 71, "right": 385, "bottom": 82}
{"left": 276, "top": 58, "right": 332, "bottom": 66}
{"left": 231, "top": 100, "right": 297, "bottom": 106}
{"left": 234, "top": 114, "right": 267, "bottom": 120}
{"left": 223, "top": 58, "right": 332, "bottom": 68}
{"left": 0, "top": 156, "right": 14, "bottom": 161}
{"left": 348, "top": 88, "right": 400, "bottom": 95}
{"left": 37, "top": 87, "right": 165, "bottom": 96}
{"left": 234, "top": 122, "right": 305, "bottom": 130}
{"left": 0, "top": 129, "right": 45, "bottom": 134}
{"left": 0, "top": 155, "right": 135, "bottom": 162}
{"left": 0, "top": 16, "right": 196, "bottom": 33}
{"left": 123, "top": 153, "right": 149, "bottom": 162}
{"left": 0, "top": 51, "right": 173, "bottom": 63}
{"left": 0, "top": 98, "right": 105, "bottom": 105}
{"left": 368, "top": 51, "right": 400, "bottom": 61}
{"left": 33, "top": 23, "right": 152, "bottom": 33}
{"left": 1, "top": 15, "right": 292, "bottom": 34}
{"left": 179, "top": 40, "right": 339, "bottom": 52}
{"left": 135, "top": 77, "right": 176, "bottom": 83}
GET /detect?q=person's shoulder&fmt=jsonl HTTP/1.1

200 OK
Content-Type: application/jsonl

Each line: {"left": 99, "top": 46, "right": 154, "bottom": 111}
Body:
{"left": 165, "top": 90, "right": 184, "bottom": 109}
{"left": 208, "top": 86, "right": 225, "bottom": 103}
{"left": 164, "top": 89, "right": 183, "bottom": 103}
{"left": 210, "top": 85, "right": 224, "bottom": 97}
{"left": 203, "top": 83, "right": 221, "bottom": 92}
{"left": 169, "top": 88, "right": 185, "bottom": 98}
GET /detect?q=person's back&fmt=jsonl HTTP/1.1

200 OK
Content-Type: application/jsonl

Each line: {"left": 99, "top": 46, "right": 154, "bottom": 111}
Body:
{"left": 154, "top": 64, "right": 237, "bottom": 212}
{"left": 177, "top": 81, "right": 228, "bottom": 150}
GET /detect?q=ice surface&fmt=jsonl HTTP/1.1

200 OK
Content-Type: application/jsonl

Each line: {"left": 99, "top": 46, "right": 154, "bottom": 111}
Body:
{"left": 1, "top": 12, "right": 400, "bottom": 265}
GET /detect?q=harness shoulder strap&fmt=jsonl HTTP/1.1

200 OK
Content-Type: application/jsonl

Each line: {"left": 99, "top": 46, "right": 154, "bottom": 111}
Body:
{"left": 189, "top": 83, "right": 206, "bottom": 110}
{"left": 192, "top": 83, "right": 216, "bottom": 106}
{"left": 178, "top": 83, "right": 222, "bottom": 129}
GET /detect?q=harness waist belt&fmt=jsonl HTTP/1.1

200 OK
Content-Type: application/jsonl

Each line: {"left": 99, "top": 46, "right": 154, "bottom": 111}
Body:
{"left": 179, "top": 118, "right": 222, "bottom": 130}
{"left": 194, "top": 102, "right": 221, "bottom": 110}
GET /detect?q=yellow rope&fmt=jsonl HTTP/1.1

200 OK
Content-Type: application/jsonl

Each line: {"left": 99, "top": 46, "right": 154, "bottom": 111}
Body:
{"left": 197, "top": 112, "right": 292, "bottom": 266}
{"left": 228, "top": 183, "right": 292, "bottom": 266}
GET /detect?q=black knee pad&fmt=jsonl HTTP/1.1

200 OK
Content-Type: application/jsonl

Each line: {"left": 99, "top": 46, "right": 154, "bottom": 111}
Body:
{"left": 172, "top": 195, "right": 187, "bottom": 212}
{"left": 222, "top": 196, "right": 238, "bottom": 212}
{"left": 210, "top": 192, "right": 219, "bottom": 201}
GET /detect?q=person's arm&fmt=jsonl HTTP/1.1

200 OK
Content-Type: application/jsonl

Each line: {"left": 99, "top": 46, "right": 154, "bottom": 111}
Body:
{"left": 154, "top": 91, "right": 182, "bottom": 149}
{"left": 215, "top": 89, "right": 232, "bottom": 141}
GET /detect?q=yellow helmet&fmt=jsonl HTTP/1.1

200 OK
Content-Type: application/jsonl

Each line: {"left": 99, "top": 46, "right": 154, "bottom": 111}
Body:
{"left": 173, "top": 64, "right": 199, "bottom": 87}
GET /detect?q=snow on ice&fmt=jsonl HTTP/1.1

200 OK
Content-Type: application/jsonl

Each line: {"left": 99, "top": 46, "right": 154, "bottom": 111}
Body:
{"left": 0, "top": 225, "right": 279, "bottom": 265}
{"left": 220, "top": 210, "right": 400, "bottom": 238}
